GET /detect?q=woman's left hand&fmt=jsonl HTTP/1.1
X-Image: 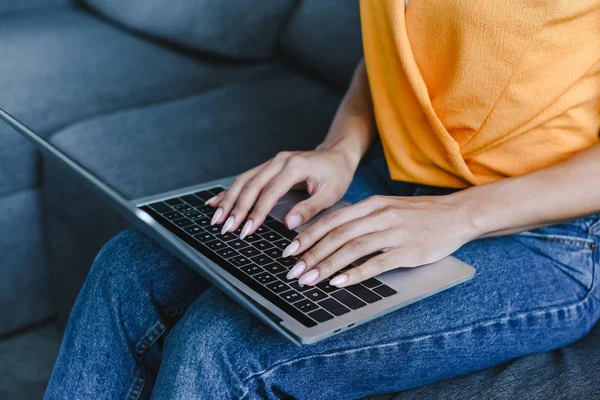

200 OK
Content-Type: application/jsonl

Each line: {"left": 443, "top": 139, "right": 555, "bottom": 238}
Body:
{"left": 282, "top": 194, "right": 479, "bottom": 287}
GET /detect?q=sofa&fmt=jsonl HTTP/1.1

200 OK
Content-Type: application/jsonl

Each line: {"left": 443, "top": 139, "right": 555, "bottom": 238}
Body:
{"left": 1, "top": 0, "right": 598, "bottom": 398}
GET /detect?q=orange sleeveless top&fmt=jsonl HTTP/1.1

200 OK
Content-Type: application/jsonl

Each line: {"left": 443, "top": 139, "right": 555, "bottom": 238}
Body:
{"left": 360, "top": 0, "right": 600, "bottom": 188}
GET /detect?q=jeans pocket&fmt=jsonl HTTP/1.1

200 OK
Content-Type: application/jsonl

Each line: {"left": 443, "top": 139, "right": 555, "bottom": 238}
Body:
{"left": 514, "top": 226, "right": 596, "bottom": 291}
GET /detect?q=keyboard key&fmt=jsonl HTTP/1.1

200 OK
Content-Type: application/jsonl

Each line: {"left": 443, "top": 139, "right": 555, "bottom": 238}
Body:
{"left": 278, "top": 257, "right": 296, "bottom": 267}
{"left": 166, "top": 198, "right": 182, "bottom": 206}
{"left": 208, "top": 186, "right": 224, "bottom": 195}
{"left": 273, "top": 238, "right": 291, "bottom": 250}
{"left": 264, "top": 219, "right": 297, "bottom": 240}
{"left": 240, "top": 247, "right": 261, "bottom": 258}
{"left": 280, "top": 290, "right": 303, "bottom": 303}
{"left": 206, "top": 240, "right": 226, "bottom": 251}
{"left": 316, "top": 280, "right": 341, "bottom": 294}
{"left": 173, "top": 218, "right": 193, "bottom": 228}
{"left": 183, "top": 211, "right": 201, "bottom": 220}
{"left": 181, "top": 194, "right": 204, "bottom": 207}
{"left": 173, "top": 204, "right": 193, "bottom": 213}
{"left": 231, "top": 256, "right": 252, "bottom": 267}
{"left": 331, "top": 290, "right": 367, "bottom": 310}
{"left": 266, "top": 281, "right": 289, "bottom": 294}
{"left": 253, "top": 240, "right": 274, "bottom": 251}
{"left": 254, "top": 272, "right": 277, "bottom": 285}
{"left": 215, "top": 232, "right": 236, "bottom": 242}
{"left": 265, "top": 248, "right": 283, "bottom": 259}
{"left": 184, "top": 225, "right": 203, "bottom": 235}
{"left": 261, "top": 231, "right": 282, "bottom": 242}
{"left": 293, "top": 299, "right": 319, "bottom": 313}
{"left": 163, "top": 211, "right": 181, "bottom": 220}
{"left": 373, "top": 285, "right": 398, "bottom": 298}
{"left": 346, "top": 284, "right": 383, "bottom": 304}
{"left": 308, "top": 309, "right": 334, "bottom": 323}
{"left": 193, "top": 190, "right": 214, "bottom": 201}
{"left": 195, "top": 217, "right": 211, "bottom": 227}
{"left": 250, "top": 254, "right": 273, "bottom": 266}
{"left": 240, "top": 264, "right": 263, "bottom": 275}
{"left": 205, "top": 225, "right": 221, "bottom": 234}
{"left": 150, "top": 202, "right": 171, "bottom": 213}
{"left": 194, "top": 232, "right": 214, "bottom": 243}
{"left": 362, "top": 278, "right": 382, "bottom": 289}
{"left": 318, "top": 298, "right": 350, "bottom": 316}
{"left": 264, "top": 262, "right": 286, "bottom": 275}
{"left": 254, "top": 225, "right": 269, "bottom": 234}
{"left": 304, "top": 288, "right": 328, "bottom": 302}
{"left": 243, "top": 234, "right": 262, "bottom": 243}
{"left": 197, "top": 205, "right": 214, "bottom": 214}
{"left": 217, "top": 248, "right": 239, "bottom": 259}
{"left": 229, "top": 240, "right": 250, "bottom": 250}
{"left": 288, "top": 280, "right": 312, "bottom": 293}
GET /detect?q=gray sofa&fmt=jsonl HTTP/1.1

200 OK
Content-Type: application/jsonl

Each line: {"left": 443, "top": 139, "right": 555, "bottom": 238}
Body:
{"left": 1, "top": 0, "right": 598, "bottom": 398}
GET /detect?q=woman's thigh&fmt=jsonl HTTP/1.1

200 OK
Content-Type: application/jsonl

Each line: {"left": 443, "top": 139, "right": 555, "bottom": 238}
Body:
{"left": 153, "top": 225, "right": 600, "bottom": 399}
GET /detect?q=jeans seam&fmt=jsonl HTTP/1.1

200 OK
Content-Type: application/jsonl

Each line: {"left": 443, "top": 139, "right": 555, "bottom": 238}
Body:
{"left": 238, "top": 289, "right": 597, "bottom": 399}
{"left": 126, "top": 320, "right": 167, "bottom": 400}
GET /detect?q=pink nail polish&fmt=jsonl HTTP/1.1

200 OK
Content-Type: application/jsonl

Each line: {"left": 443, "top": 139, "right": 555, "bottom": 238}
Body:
{"left": 205, "top": 195, "right": 218, "bottom": 205}
{"left": 330, "top": 274, "right": 348, "bottom": 286}
{"left": 282, "top": 240, "right": 300, "bottom": 258}
{"left": 221, "top": 215, "right": 235, "bottom": 235}
{"left": 287, "top": 214, "right": 303, "bottom": 230}
{"left": 286, "top": 261, "right": 306, "bottom": 279}
{"left": 240, "top": 220, "right": 253, "bottom": 240}
{"left": 298, "top": 269, "right": 319, "bottom": 285}
{"left": 210, "top": 208, "right": 223, "bottom": 225}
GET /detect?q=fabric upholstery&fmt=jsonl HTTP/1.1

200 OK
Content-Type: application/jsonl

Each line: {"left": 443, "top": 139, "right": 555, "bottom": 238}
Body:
{"left": 83, "top": 0, "right": 297, "bottom": 61}
{"left": 44, "top": 68, "right": 342, "bottom": 316}
{"left": 0, "top": 7, "right": 271, "bottom": 197}
{"left": 0, "top": 189, "right": 52, "bottom": 335}
{"left": 279, "top": 0, "right": 364, "bottom": 89}
{"left": 0, "top": 0, "right": 70, "bottom": 15}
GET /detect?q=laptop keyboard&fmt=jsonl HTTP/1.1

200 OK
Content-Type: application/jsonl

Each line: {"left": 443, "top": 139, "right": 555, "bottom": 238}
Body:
{"left": 140, "top": 186, "right": 397, "bottom": 328}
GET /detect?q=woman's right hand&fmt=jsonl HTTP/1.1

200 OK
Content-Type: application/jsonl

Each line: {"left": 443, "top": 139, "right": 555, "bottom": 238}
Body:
{"left": 207, "top": 148, "right": 358, "bottom": 239}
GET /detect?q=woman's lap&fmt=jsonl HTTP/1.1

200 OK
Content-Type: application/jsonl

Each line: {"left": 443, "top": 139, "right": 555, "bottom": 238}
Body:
{"left": 45, "top": 158, "right": 600, "bottom": 399}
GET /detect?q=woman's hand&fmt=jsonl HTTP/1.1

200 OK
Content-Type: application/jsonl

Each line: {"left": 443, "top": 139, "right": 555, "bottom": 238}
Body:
{"left": 206, "top": 148, "right": 358, "bottom": 238}
{"left": 283, "top": 194, "right": 479, "bottom": 287}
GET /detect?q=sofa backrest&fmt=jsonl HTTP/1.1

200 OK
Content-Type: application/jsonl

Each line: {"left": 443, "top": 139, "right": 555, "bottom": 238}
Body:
{"left": 82, "top": 0, "right": 297, "bottom": 61}
{"left": 278, "top": 0, "right": 363, "bottom": 90}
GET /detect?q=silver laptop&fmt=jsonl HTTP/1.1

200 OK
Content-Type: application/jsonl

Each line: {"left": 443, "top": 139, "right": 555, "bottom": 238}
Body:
{"left": 1, "top": 108, "right": 475, "bottom": 346}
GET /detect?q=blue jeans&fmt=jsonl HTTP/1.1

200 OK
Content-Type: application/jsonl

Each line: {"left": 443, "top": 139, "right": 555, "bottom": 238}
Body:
{"left": 45, "top": 157, "right": 600, "bottom": 399}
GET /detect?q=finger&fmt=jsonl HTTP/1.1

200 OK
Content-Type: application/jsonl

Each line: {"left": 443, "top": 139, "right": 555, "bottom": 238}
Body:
{"left": 215, "top": 157, "right": 286, "bottom": 229}
{"left": 283, "top": 195, "right": 389, "bottom": 258}
{"left": 329, "top": 249, "right": 402, "bottom": 287}
{"left": 284, "top": 188, "right": 337, "bottom": 231}
{"left": 298, "top": 231, "right": 393, "bottom": 286}
{"left": 245, "top": 161, "right": 307, "bottom": 234}
{"left": 205, "top": 190, "right": 225, "bottom": 206}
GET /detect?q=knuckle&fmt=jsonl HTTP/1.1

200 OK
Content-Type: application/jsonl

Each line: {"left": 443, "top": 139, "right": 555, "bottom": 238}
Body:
{"left": 350, "top": 267, "right": 365, "bottom": 282}
{"left": 349, "top": 237, "right": 369, "bottom": 254}
{"left": 275, "top": 151, "right": 292, "bottom": 160}
{"left": 286, "top": 154, "right": 306, "bottom": 168}
{"left": 321, "top": 211, "right": 338, "bottom": 226}
{"left": 318, "top": 258, "right": 334, "bottom": 274}
{"left": 330, "top": 226, "right": 350, "bottom": 242}
{"left": 303, "top": 249, "right": 320, "bottom": 264}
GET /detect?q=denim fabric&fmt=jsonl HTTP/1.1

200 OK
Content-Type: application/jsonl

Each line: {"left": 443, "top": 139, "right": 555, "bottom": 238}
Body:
{"left": 45, "top": 157, "right": 600, "bottom": 399}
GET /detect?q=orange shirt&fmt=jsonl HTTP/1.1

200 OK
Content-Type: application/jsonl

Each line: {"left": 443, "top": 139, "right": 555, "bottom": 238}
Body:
{"left": 360, "top": 0, "right": 600, "bottom": 188}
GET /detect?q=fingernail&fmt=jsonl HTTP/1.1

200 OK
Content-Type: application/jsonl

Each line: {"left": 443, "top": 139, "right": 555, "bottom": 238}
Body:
{"left": 286, "top": 261, "right": 306, "bottom": 279}
{"left": 221, "top": 215, "right": 235, "bottom": 235}
{"left": 240, "top": 220, "right": 253, "bottom": 240}
{"left": 287, "top": 214, "right": 303, "bottom": 230}
{"left": 210, "top": 208, "right": 223, "bottom": 225}
{"left": 298, "top": 269, "right": 319, "bottom": 285}
{"left": 282, "top": 240, "right": 300, "bottom": 258}
{"left": 330, "top": 274, "right": 348, "bottom": 287}
{"left": 205, "top": 195, "right": 218, "bottom": 205}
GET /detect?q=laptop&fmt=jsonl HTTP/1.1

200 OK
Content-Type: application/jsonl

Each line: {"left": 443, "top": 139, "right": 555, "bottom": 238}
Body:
{"left": 0, "top": 108, "right": 475, "bottom": 346}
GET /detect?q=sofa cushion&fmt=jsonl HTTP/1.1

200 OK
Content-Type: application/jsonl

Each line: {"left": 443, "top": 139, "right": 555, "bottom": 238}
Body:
{"left": 43, "top": 67, "right": 342, "bottom": 316}
{"left": 83, "top": 0, "right": 297, "bottom": 61}
{"left": 0, "top": 0, "right": 70, "bottom": 15}
{"left": 279, "top": 0, "right": 363, "bottom": 89}
{"left": 0, "top": 7, "right": 272, "bottom": 197}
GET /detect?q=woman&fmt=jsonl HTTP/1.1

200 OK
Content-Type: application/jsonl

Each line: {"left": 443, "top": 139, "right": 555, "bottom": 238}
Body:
{"left": 46, "top": 1, "right": 600, "bottom": 399}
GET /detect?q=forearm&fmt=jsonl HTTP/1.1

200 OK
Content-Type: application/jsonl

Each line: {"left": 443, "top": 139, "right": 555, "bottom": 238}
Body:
{"left": 452, "top": 142, "right": 600, "bottom": 238}
{"left": 317, "top": 59, "right": 377, "bottom": 169}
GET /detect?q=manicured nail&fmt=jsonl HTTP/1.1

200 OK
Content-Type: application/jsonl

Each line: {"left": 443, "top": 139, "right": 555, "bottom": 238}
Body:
{"left": 282, "top": 240, "right": 300, "bottom": 258}
{"left": 298, "top": 269, "right": 319, "bottom": 286}
{"left": 221, "top": 215, "right": 235, "bottom": 234}
{"left": 205, "top": 195, "right": 218, "bottom": 205}
{"left": 287, "top": 214, "right": 303, "bottom": 230}
{"left": 240, "top": 220, "right": 253, "bottom": 240}
{"left": 210, "top": 208, "right": 223, "bottom": 225}
{"left": 330, "top": 274, "right": 348, "bottom": 287}
{"left": 286, "top": 261, "right": 306, "bottom": 279}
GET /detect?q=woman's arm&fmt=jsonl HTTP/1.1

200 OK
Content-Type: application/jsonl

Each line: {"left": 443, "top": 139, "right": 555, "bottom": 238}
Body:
{"left": 208, "top": 60, "right": 377, "bottom": 236}
{"left": 458, "top": 141, "right": 600, "bottom": 238}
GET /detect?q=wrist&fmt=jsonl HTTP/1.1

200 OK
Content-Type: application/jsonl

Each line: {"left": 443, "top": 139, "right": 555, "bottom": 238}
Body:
{"left": 444, "top": 186, "right": 497, "bottom": 240}
{"left": 317, "top": 135, "right": 367, "bottom": 171}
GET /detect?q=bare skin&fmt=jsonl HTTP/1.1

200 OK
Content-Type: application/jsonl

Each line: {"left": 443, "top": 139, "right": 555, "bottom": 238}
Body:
{"left": 206, "top": 59, "right": 600, "bottom": 288}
